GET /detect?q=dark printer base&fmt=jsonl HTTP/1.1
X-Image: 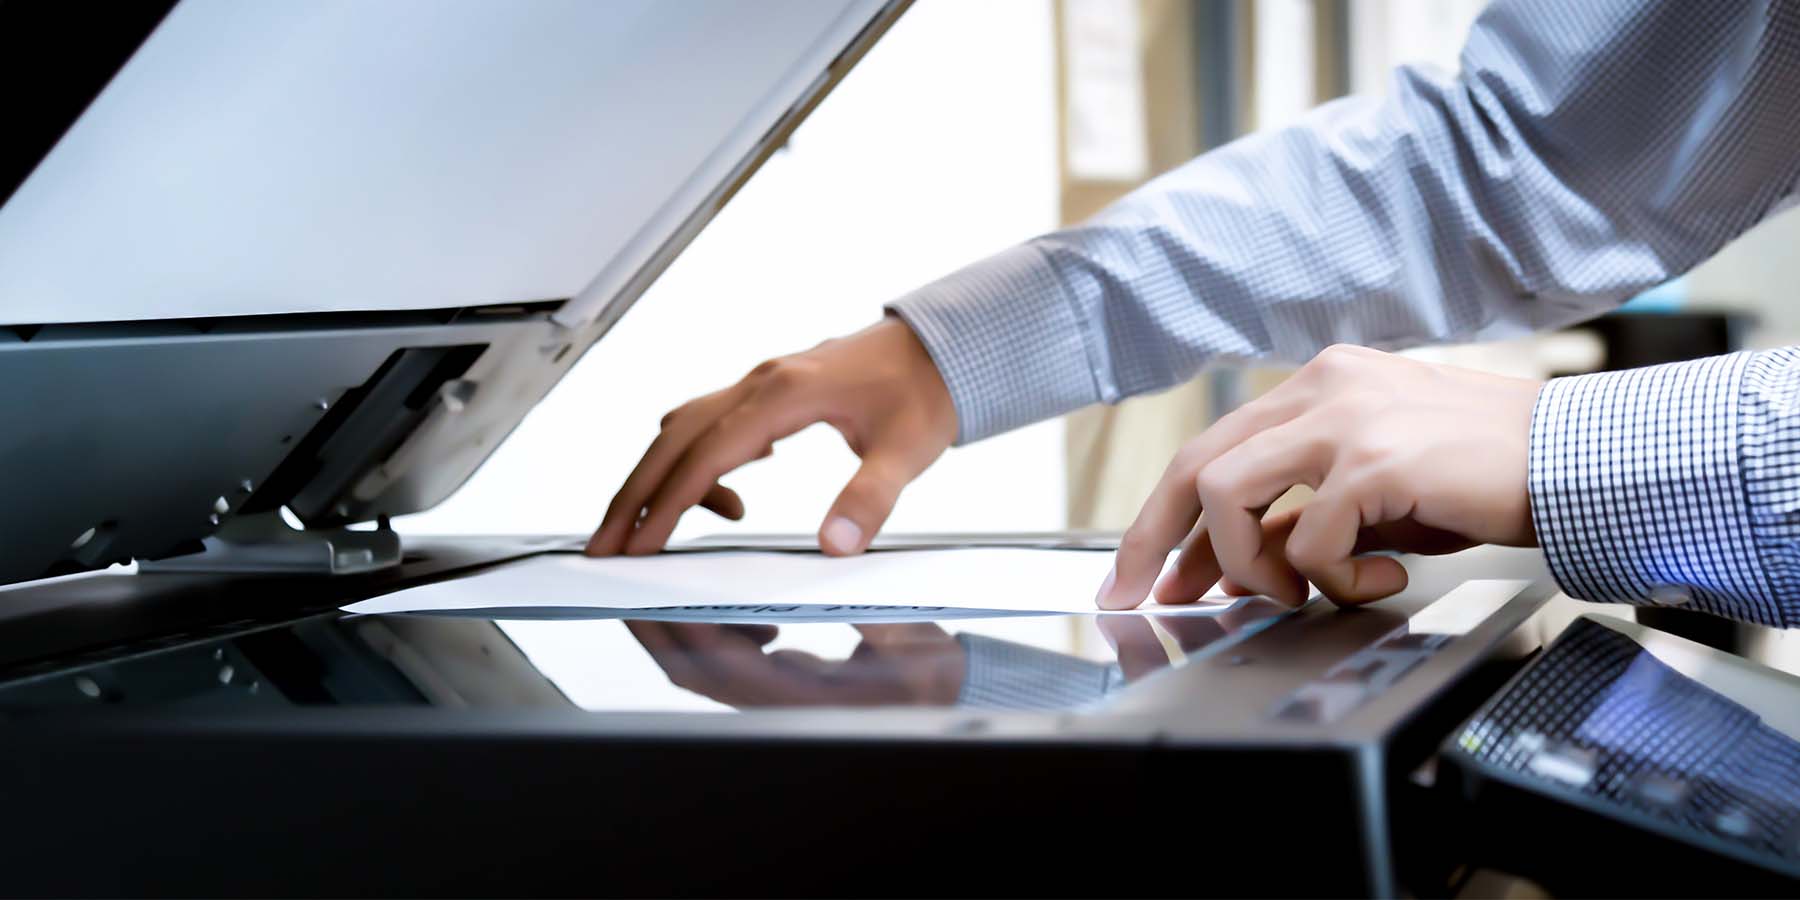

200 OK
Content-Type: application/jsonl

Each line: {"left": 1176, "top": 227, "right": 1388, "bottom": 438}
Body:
{"left": 2, "top": 712, "right": 1374, "bottom": 897}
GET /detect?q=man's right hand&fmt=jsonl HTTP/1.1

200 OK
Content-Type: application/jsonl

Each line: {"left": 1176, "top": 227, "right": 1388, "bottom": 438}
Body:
{"left": 585, "top": 316, "right": 957, "bottom": 557}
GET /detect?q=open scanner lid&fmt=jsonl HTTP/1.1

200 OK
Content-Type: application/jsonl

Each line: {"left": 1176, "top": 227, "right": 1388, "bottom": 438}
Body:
{"left": 0, "top": 0, "right": 906, "bottom": 586}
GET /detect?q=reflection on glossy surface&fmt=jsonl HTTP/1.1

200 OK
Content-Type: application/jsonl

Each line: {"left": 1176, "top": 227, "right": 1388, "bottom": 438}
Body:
{"left": 615, "top": 597, "right": 1293, "bottom": 710}
{"left": 627, "top": 622, "right": 966, "bottom": 706}
{"left": 1455, "top": 618, "right": 1800, "bottom": 859}
{"left": 0, "top": 598, "right": 1295, "bottom": 716}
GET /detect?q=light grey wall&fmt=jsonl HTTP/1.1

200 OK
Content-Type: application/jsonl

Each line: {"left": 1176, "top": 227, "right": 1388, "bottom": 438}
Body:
{"left": 1687, "top": 206, "right": 1800, "bottom": 347}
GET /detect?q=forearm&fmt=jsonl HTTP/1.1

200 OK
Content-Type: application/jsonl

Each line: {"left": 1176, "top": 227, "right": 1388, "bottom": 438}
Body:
{"left": 1531, "top": 347, "right": 1800, "bottom": 627}
{"left": 892, "top": 0, "right": 1800, "bottom": 444}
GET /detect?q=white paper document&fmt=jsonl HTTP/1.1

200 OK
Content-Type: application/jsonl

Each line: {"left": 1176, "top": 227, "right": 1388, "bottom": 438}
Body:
{"left": 345, "top": 548, "right": 1231, "bottom": 622}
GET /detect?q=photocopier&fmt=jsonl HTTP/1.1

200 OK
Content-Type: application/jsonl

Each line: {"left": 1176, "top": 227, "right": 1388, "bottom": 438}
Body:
{"left": 2, "top": 2, "right": 1799, "bottom": 896}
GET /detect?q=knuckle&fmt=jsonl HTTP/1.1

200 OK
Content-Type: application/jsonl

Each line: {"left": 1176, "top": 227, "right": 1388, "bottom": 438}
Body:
{"left": 763, "top": 366, "right": 800, "bottom": 393}
{"left": 1308, "top": 343, "right": 1367, "bottom": 377}
{"left": 1193, "top": 464, "right": 1235, "bottom": 504}
{"left": 1360, "top": 464, "right": 1406, "bottom": 510}
{"left": 757, "top": 357, "right": 817, "bottom": 393}
{"left": 1284, "top": 428, "right": 1334, "bottom": 463}
{"left": 1284, "top": 537, "right": 1331, "bottom": 575}
{"left": 1340, "top": 438, "right": 1383, "bottom": 471}
{"left": 1312, "top": 344, "right": 1351, "bottom": 368}
{"left": 712, "top": 407, "right": 746, "bottom": 432}
{"left": 1339, "top": 428, "right": 1402, "bottom": 472}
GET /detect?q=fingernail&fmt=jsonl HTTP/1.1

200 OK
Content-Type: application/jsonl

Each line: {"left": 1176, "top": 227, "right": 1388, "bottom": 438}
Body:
{"left": 821, "top": 517, "right": 863, "bottom": 554}
{"left": 1093, "top": 566, "right": 1117, "bottom": 608}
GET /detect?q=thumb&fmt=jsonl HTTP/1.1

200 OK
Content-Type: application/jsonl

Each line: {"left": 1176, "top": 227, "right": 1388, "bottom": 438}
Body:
{"left": 818, "top": 457, "right": 911, "bottom": 556}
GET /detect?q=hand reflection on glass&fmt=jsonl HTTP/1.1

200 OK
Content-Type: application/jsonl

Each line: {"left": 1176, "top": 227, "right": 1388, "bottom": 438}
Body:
{"left": 625, "top": 621, "right": 966, "bottom": 708}
{"left": 630, "top": 598, "right": 1292, "bottom": 711}
{"left": 1097, "top": 597, "right": 1290, "bottom": 682}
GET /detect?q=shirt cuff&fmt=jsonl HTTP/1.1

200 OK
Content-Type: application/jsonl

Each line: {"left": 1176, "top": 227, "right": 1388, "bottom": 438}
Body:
{"left": 1528, "top": 351, "right": 1787, "bottom": 626}
{"left": 954, "top": 633, "right": 1121, "bottom": 710}
{"left": 886, "top": 242, "right": 1103, "bottom": 444}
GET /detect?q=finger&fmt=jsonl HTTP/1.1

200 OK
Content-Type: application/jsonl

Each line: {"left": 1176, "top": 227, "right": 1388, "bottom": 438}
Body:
{"left": 1150, "top": 521, "right": 1220, "bottom": 606}
{"left": 1195, "top": 418, "right": 1331, "bottom": 606}
{"left": 764, "top": 649, "right": 861, "bottom": 705}
{"left": 722, "top": 623, "right": 779, "bottom": 646}
{"left": 625, "top": 620, "right": 713, "bottom": 695}
{"left": 699, "top": 483, "right": 746, "bottom": 521}
{"left": 625, "top": 619, "right": 685, "bottom": 653}
{"left": 591, "top": 394, "right": 733, "bottom": 555}
{"left": 1097, "top": 395, "right": 1307, "bottom": 610}
{"left": 588, "top": 389, "right": 738, "bottom": 555}
{"left": 851, "top": 623, "right": 951, "bottom": 646}
{"left": 819, "top": 453, "right": 922, "bottom": 556}
{"left": 1286, "top": 485, "right": 1408, "bottom": 605}
{"left": 1096, "top": 616, "right": 1173, "bottom": 681}
{"left": 627, "top": 391, "right": 820, "bottom": 555}
{"left": 677, "top": 622, "right": 826, "bottom": 706}
{"left": 1153, "top": 508, "right": 1302, "bottom": 605}
{"left": 589, "top": 430, "right": 692, "bottom": 556}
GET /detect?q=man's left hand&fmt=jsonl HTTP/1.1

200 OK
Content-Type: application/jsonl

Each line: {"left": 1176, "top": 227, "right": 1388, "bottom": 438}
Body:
{"left": 1096, "top": 344, "right": 1542, "bottom": 610}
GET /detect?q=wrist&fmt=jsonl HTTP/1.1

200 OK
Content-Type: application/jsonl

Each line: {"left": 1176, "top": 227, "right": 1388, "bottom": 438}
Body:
{"left": 873, "top": 313, "right": 958, "bottom": 445}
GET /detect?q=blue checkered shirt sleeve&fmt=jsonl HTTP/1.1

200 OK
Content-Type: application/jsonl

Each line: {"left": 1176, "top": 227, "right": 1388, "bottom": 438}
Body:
{"left": 888, "top": 0, "right": 1800, "bottom": 444}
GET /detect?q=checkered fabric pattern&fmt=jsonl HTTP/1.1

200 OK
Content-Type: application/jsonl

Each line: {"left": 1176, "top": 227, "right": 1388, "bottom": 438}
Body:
{"left": 889, "top": 0, "right": 1800, "bottom": 623}
{"left": 955, "top": 633, "right": 1121, "bottom": 710}
{"left": 1534, "top": 347, "right": 1800, "bottom": 627}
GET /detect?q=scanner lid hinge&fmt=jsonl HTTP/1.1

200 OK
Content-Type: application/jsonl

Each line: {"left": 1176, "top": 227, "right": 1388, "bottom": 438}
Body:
{"left": 139, "top": 512, "right": 400, "bottom": 576}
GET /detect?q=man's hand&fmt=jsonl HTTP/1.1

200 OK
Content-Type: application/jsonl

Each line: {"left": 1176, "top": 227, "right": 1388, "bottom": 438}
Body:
{"left": 1097, "top": 344, "right": 1541, "bottom": 610}
{"left": 586, "top": 316, "right": 956, "bottom": 557}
